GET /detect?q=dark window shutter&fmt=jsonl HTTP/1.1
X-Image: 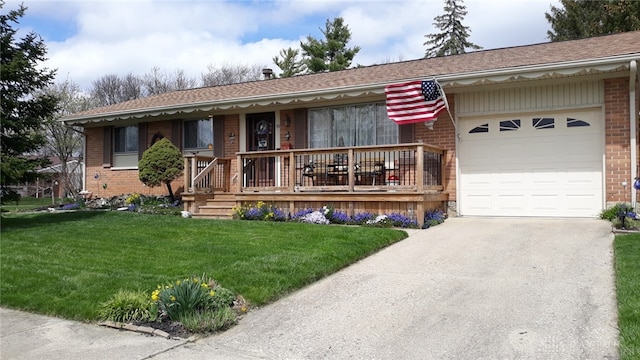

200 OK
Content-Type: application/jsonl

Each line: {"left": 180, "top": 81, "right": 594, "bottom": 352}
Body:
{"left": 213, "top": 116, "right": 224, "bottom": 158}
{"left": 103, "top": 126, "right": 112, "bottom": 168}
{"left": 138, "top": 122, "right": 148, "bottom": 160}
{"left": 293, "top": 109, "right": 307, "bottom": 149}
{"left": 171, "top": 119, "right": 182, "bottom": 149}
{"left": 399, "top": 123, "right": 414, "bottom": 143}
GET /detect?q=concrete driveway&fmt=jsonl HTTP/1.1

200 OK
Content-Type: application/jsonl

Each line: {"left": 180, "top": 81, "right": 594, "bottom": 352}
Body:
{"left": 1, "top": 218, "right": 618, "bottom": 359}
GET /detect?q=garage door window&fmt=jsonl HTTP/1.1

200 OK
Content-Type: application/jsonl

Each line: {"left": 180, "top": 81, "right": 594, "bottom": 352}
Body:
{"left": 567, "top": 118, "right": 590, "bottom": 127}
{"left": 499, "top": 119, "right": 520, "bottom": 131}
{"left": 533, "top": 117, "right": 554, "bottom": 129}
{"left": 469, "top": 123, "right": 489, "bottom": 133}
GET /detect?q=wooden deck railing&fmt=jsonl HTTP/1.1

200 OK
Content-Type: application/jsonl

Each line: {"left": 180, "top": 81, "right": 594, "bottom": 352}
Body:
{"left": 183, "top": 154, "right": 230, "bottom": 194}
{"left": 236, "top": 143, "right": 446, "bottom": 193}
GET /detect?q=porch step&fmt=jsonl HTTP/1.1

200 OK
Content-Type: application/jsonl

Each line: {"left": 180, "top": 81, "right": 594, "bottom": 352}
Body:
{"left": 194, "top": 195, "right": 237, "bottom": 219}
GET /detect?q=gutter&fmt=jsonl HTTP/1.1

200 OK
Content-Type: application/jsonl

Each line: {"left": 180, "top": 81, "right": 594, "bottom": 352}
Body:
{"left": 630, "top": 60, "right": 638, "bottom": 209}
{"left": 62, "top": 54, "right": 640, "bottom": 125}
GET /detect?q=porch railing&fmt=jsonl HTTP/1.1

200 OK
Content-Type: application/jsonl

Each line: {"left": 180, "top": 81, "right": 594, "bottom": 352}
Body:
{"left": 237, "top": 143, "right": 446, "bottom": 193}
{"left": 183, "top": 154, "right": 231, "bottom": 194}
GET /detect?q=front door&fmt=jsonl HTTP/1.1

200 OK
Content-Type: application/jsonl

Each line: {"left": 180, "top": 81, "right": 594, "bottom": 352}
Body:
{"left": 246, "top": 112, "right": 275, "bottom": 186}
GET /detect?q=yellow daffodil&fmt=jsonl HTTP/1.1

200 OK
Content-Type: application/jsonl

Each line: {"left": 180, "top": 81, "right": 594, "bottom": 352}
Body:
{"left": 170, "top": 295, "right": 176, "bottom": 302}
{"left": 209, "top": 290, "right": 216, "bottom": 297}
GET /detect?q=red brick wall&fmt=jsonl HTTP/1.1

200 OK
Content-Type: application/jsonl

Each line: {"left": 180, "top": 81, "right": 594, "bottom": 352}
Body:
{"left": 604, "top": 77, "right": 633, "bottom": 203}
{"left": 84, "top": 122, "right": 183, "bottom": 198}
{"left": 414, "top": 95, "right": 457, "bottom": 201}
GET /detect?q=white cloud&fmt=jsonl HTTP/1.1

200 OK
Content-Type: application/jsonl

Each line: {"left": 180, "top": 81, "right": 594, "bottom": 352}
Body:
{"left": 11, "top": 0, "right": 560, "bottom": 91}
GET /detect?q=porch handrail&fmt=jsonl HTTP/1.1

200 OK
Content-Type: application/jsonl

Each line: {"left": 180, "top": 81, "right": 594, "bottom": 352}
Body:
{"left": 235, "top": 142, "right": 445, "bottom": 157}
{"left": 237, "top": 142, "right": 446, "bottom": 193}
{"left": 193, "top": 157, "right": 218, "bottom": 185}
{"left": 183, "top": 154, "right": 231, "bottom": 194}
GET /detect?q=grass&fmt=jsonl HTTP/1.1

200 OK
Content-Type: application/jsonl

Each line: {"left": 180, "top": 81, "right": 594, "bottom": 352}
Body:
{"left": 0, "top": 211, "right": 407, "bottom": 321}
{"left": 615, "top": 233, "right": 640, "bottom": 360}
{"left": 1, "top": 196, "right": 55, "bottom": 212}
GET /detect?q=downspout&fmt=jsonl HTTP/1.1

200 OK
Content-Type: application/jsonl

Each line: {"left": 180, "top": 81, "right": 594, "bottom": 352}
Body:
{"left": 630, "top": 60, "right": 637, "bottom": 209}
{"left": 82, "top": 131, "right": 87, "bottom": 193}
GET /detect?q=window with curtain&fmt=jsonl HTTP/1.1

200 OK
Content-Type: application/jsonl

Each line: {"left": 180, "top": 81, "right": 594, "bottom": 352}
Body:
{"left": 114, "top": 125, "right": 138, "bottom": 153}
{"left": 113, "top": 125, "right": 139, "bottom": 168}
{"left": 308, "top": 103, "right": 397, "bottom": 148}
{"left": 184, "top": 119, "right": 213, "bottom": 149}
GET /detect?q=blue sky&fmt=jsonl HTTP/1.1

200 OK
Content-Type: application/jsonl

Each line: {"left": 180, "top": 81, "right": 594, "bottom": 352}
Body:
{"left": 6, "top": 0, "right": 559, "bottom": 91}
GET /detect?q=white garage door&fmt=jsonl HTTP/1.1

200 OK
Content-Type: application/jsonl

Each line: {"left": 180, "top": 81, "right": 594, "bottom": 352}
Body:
{"left": 459, "top": 108, "right": 603, "bottom": 217}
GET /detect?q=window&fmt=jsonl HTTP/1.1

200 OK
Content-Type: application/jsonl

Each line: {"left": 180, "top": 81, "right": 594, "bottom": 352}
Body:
{"left": 533, "top": 117, "right": 554, "bottom": 129}
{"left": 308, "top": 103, "right": 397, "bottom": 148}
{"left": 469, "top": 123, "right": 489, "bottom": 133}
{"left": 184, "top": 119, "right": 213, "bottom": 149}
{"left": 114, "top": 126, "right": 138, "bottom": 153}
{"left": 112, "top": 125, "right": 139, "bottom": 168}
{"left": 567, "top": 118, "right": 590, "bottom": 128}
{"left": 500, "top": 120, "right": 520, "bottom": 131}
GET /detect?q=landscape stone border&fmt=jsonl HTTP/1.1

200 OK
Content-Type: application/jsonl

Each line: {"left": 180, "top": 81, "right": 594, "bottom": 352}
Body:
{"left": 97, "top": 320, "right": 198, "bottom": 341}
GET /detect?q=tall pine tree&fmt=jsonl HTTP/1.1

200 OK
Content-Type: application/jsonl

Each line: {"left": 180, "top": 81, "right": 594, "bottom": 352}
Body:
{"left": 1, "top": 3, "right": 58, "bottom": 200}
{"left": 300, "top": 17, "right": 361, "bottom": 73}
{"left": 423, "top": 0, "right": 482, "bottom": 58}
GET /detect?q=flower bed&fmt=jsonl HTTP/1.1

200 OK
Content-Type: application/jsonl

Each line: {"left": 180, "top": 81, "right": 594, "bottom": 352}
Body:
{"left": 233, "top": 203, "right": 447, "bottom": 229}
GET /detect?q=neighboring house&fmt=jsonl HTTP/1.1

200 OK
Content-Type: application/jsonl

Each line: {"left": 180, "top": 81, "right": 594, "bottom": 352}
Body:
{"left": 62, "top": 31, "right": 640, "bottom": 224}
{"left": 37, "top": 159, "right": 84, "bottom": 198}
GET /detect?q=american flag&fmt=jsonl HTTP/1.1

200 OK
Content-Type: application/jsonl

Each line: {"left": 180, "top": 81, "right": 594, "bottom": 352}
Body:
{"left": 385, "top": 80, "right": 447, "bottom": 125}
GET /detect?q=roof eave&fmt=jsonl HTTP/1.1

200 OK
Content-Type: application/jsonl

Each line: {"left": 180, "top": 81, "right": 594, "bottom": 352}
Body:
{"left": 62, "top": 53, "right": 640, "bottom": 125}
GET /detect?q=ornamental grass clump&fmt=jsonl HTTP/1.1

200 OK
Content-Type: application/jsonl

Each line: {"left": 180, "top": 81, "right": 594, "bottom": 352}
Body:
{"left": 98, "top": 289, "right": 155, "bottom": 323}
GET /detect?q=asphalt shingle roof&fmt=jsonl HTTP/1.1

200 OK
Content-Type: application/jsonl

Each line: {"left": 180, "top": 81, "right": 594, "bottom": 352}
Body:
{"left": 64, "top": 31, "right": 640, "bottom": 123}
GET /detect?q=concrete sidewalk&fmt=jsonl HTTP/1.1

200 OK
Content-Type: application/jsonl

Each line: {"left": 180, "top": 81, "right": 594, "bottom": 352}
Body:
{"left": 1, "top": 218, "right": 619, "bottom": 360}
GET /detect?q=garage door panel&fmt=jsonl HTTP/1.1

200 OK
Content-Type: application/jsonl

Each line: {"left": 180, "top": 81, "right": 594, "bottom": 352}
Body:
{"left": 459, "top": 109, "right": 603, "bottom": 217}
{"left": 497, "top": 194, "right": 525, "bottom": 211}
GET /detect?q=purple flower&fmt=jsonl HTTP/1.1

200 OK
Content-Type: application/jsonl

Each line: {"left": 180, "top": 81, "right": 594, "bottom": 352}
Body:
{"left": 272, "top": 208, "right": 288, "bottom": 221}
{"left": 353, "top": 212, "right": 375, "bottom": 224}
{"left": 292, "top": 208, "right": 314, "bottom": 220}
{"left": 245, "top": 207, "right": 264, "bottom": 220}
{"left": 387, "top": 213, "right": 418, "bottom": 228}
{"left": 329, "top": 211, "right": 351, "bottom": 224}
{"left": 61, "top": 203, "right": 80, "bottom": 210}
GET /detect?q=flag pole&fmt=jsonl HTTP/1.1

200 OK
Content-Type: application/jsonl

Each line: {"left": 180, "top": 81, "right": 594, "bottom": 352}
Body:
{"left": 434, "top": 79, "right": 457, "bottom": 131}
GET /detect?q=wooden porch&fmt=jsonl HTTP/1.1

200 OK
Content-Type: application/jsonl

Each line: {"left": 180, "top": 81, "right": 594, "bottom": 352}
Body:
{"left": 181, "top": 143, "right": 449, "bottom": 227}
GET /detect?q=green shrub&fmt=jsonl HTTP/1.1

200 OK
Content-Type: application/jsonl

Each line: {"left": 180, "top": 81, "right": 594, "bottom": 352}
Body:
{"left": 600, "top": 203, "right": 635, "bottom": 221}
{"left": 98, "top": 289, "right": 155, "bottom": 323}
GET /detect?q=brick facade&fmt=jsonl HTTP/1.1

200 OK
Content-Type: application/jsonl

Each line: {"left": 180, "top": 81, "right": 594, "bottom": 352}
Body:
{"left": 84, "top": 121, "right": 184, "bottom": 198}
{"left": 83, "top": 82, "right": 637, "bottom": 210}
{"left": 604, "top": 77, "right": 637, "bottom": 204}
{"left": 414, "top": 95, "right": 457, "bottom": 201}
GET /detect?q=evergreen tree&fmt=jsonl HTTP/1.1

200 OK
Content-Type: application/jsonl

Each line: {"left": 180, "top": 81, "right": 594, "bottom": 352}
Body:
{"left": 1, "top": 2, "right": 58, "bottom": 201}
{"left": 545, "top": 0, "right": 640, "bottom": 41}
{"left": 272, "top": 47, "right": 307, "bottom": 78}
{"left": 138, "top": 138, "right": 184, "bottom": 203}
{"left": 423, "top": 0, "right": 482, "bottom": 58}
{"left": 300, "top": 17, "right": 361, "bottom": 73}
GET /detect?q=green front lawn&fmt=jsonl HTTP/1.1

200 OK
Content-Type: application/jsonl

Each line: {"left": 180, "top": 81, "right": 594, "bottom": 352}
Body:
{"left": 0, "top": 211, "right": 406, "bottom": 321}
{"left": 615, "top": 233, "right": 640, "bottom": 360}
{"left": 1, "top": 196, "right": 55, "bottom": 212}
